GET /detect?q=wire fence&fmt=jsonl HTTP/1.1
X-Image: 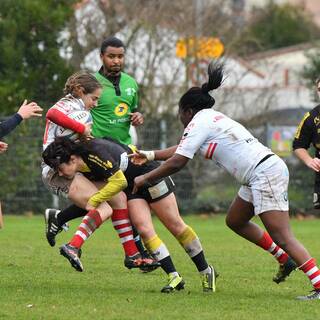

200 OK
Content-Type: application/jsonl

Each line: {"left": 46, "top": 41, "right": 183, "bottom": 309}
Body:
{"left": 0, "top": 115, "right": 316, "bottom": 216}
{"left": 0, "top": 116, "right": 213, "bottom": 215}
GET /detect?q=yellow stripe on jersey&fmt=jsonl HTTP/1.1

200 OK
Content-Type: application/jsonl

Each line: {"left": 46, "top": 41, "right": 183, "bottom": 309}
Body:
{"left": 128, "top": 144, "right": 138, "bottom": 153}
{"left": 88, "top": 154, "right": 113, "bottom": 170}
{"left": 295, "top": 112, "right": 310, "bottom": 139}
{"left": 87, "top": 170, "right": 127, "bottom": 207}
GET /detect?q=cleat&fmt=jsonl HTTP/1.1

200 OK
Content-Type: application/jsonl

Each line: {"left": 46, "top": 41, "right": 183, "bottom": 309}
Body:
{"left": 140, "top": 251, "right": 161, "bottom": 273}
{"left": 296, "top": 289, "right": 320, "bottom": 300}
{"left": 273, "top": 256, "right": 297, "bottom": 284}
{"left": 44, "top": 208, "right": 62, "bottom": 247}
{"left": 60, "top": 244, "right": 83, "bottom": 272}
{"left": 201, "top": 265, "right": 219, "bottom": 293}
{"left": 124, "top": 253, "right": 161, "bottom": 270}
{"left": 161, "top": 274, "right": 185, "bottom": 293}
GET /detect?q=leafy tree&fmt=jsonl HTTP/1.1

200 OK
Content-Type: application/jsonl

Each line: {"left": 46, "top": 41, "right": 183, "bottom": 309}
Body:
{"left": 233, "top": 1, "right": 320, "bottom": 55}
{"left": 301, "top": 48, "right": 320, "bottom": 99}
{"left": 0, "top": 0, "right": 77, "bottom": 214}
{"left": 0, "top": 0, "right": 76, "bottom": 113}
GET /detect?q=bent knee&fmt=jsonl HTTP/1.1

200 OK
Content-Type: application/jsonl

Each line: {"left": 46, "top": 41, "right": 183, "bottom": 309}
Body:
{"left": 225, "top": 215, "right": 237, "bottom": 231}
{"left": 170, "top": 221, "right": 187, "bottom": 236}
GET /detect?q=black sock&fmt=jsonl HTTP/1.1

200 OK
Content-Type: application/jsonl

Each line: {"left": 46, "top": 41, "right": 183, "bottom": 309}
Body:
{"left": 159, "top": 256, "right": 176, "bottom": 274}
{"left": 191, "top": 251, "right": 209, "bottom": 272}
{"left": 132, "top": 225, "right": 147, "bottom": 254}
{"left": 57, "top": 204, "right": 87, "bottom": 226}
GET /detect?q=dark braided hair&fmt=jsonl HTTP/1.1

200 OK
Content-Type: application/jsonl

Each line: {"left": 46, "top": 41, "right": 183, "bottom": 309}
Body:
{"left": 179, "top": 61, "right": 224, "bottom": 113}
{"left": 42, "top": 137, "right": 87, "bottom": 170}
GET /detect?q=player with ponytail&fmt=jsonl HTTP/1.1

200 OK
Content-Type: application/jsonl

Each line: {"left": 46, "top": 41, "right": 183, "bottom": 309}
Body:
{"left": 132, "top": 61, "right": 320, "bottom": 300}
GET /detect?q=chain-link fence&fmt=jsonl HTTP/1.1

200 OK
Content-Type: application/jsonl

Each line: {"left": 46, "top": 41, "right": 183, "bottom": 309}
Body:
{"left": 0, "top": 115, "right": 316, "bottom": 216}
{"left": 0, "top": 115, "right": 212, "bottom": 215}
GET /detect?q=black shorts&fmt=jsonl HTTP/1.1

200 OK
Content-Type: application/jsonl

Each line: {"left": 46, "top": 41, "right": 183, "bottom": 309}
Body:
{"left": 125, "top": 176, "right": 175, "bottom": 203}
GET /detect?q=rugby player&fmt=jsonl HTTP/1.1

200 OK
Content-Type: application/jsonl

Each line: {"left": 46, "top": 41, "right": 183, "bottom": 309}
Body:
{"left": 42, "top": 136, "right": 216, "bottom": 293}
{"left": 42, "top": 71, "right": 157, "bottom": 271}
{"left": 132, "top": 62, "right": 320, "bottom": 300}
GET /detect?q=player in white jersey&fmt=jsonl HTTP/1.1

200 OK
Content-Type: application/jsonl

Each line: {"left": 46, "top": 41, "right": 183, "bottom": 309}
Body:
{"left": 42, "top": 71, "right": 159, "bottom": 272}
{"left": 42, "top": 71, "right": 100, "bottom": 198}
{"left": 131, "top": 62, "right": 320, "bottom": 300}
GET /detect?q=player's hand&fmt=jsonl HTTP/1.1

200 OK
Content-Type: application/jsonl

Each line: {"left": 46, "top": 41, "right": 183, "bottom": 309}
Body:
{"left": 306, "top": 157, "right": 320, "bottom": 172}
{"left": 130, "top": 112, "right": 144, "bottom": 126}
{"left": 81, "top": 123, "right": 93, "bottom": 139}
{"left": 17, "top": 100, "right": 43, "bottom": 119}
{"left": 0, "top": 141, "right": 8, "bottom": 154}
{"left": 127, "top": 150, "right": 155, "bottom": 165}
{"left": 132, "top": 175, "right": 148, "bottom": 194}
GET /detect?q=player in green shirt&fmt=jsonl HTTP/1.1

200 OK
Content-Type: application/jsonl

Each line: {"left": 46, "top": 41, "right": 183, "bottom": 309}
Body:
{"left": 91, "top": 37, "right": 152, "bottom": 268}
{"left": 91, "top": 37, "right": 144, "bottom": 145}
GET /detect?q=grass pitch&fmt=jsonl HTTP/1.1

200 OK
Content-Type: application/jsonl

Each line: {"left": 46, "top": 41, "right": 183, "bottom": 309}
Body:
{"left": 0, "top": 214, "right": 319, "bottom": 320}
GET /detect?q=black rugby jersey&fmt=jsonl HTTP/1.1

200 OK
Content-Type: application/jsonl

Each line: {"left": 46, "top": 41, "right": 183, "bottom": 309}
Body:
{"left": 293, "top": 105, "right": 320, "bottom": 158}
{"left": 82, "top": 138, "right": 160, "bottom": 186}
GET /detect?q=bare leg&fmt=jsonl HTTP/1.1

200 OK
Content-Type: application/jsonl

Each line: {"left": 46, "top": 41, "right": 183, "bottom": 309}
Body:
{"left": 128, "top": 199, "right": 157, "bottom": 240}
{"left": 260, "top": 210, "right": 310, "bottom": 266}
{"left": 128, "top": 198, "right": 181, "bottom": 277}
{"left": 68, "top": 175, "right": 112, "bottom": 221}
{"left": 149, "top": 193, "right": 187, "bottom": 237}
{"left": 225, "top": 195, "right": 265, "bottom": 244}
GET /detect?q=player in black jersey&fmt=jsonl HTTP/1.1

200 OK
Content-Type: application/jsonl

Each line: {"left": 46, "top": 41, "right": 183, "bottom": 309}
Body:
{"left": 43, "top": 137, "right": 216, "bottom": 293}
{"left": 293, "top": 79, "right": 320, "bottom": 209}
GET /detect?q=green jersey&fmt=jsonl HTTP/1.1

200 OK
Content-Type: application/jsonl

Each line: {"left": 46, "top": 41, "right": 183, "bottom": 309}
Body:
{"left": 92, "top": 71, "right": 139, "bottom": 145}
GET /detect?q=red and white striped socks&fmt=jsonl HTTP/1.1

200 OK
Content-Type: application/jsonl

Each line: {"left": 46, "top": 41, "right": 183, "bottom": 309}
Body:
{"left": 299, "top": 258, "right": 320, "bottom": 290}
{"left": 69, "top": 209, "right": 102, "bottom": 249}
{"left": 257, "top": 231, "right": 289, "bottom": 264}
{"left": 111, "top": 209, "right": 138, "bottom": 257}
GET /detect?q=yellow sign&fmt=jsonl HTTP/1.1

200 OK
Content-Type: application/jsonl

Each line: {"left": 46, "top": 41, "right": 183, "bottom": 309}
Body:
{"left": 176, "top": 37, "right": 224, "bottom": 59}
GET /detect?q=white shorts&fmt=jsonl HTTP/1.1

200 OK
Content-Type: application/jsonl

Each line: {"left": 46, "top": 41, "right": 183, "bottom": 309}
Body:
{"left": 238, "top": 155, "right": 289, "bottom": 215}
{"left": 41, "top": 164, "right": 74, "bottom": 198}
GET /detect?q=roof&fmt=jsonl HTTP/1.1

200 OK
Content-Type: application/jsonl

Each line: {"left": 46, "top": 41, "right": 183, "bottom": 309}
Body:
{"left": 243, "top": 107, "right": 312, "bottom": 127}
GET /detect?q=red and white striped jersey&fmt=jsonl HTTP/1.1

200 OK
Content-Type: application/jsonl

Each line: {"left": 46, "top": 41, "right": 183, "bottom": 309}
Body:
{"left": 175, "top": 108, "right": 272, "bottom": 184}
{"left": 43, "top": 94, "right": 86, "bottom": 150}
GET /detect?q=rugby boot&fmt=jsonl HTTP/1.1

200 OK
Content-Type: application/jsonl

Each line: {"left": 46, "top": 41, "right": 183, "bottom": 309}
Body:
{"left": 124, "top": 253, "right": 161, "bottom": 270}
{"left": 140, "top": 250, "right": 161, "bottom": 273}
{"left": 161, "top": 274, "right": 185, "bottom": 293}
{"left": 273, "top": 256, "right": 297, "bottom": 284}
{"left": 60, "top": 243, "right": 83, "bottom": 272}
{"left": 44, "top": 208, "right": 69, "bottom": 247}
{"left": 296, "top": 289, "right": 320, "bottom": 300}
{"left": 201, "top": 265, "right": 219, "bottom": 293}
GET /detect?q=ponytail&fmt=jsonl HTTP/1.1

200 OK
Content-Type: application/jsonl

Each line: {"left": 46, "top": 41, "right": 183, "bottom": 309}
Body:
{"left": 179, "top": 61, "right": 224, "bottom": 113}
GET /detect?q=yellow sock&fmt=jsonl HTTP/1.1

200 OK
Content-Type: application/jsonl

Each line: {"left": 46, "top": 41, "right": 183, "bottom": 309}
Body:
{"left": 145, "top": 234, "right": 170, "bottom": 260}
{"left": 177, "top": 225, "right": 203, "bottom": 258}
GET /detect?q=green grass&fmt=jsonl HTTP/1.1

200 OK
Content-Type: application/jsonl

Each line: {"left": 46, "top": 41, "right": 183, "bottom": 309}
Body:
{"left": 0, "top": 214, "right": 320, "bottom": 320}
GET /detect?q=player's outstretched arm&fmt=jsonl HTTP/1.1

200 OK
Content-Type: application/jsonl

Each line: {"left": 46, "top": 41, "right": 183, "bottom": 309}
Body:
{"left": 17, "top": 100, "right": 43, "bottom": 119}
{"left": 128, "top": 145, "right": 178, "bottom": 165}
{"left": 0, "top": 100, "right": 42, "bottom": 138}
{"left": 132, "top": 153, "right": 189, "bottom": 193}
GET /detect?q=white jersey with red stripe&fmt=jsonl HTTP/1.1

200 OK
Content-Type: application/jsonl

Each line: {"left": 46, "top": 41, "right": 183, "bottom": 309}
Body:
{"left": 175, "top": 108, "right": 272, "bottom": 184}
{"left": 43, "top": 94, "right": 85, "bottom": 150}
